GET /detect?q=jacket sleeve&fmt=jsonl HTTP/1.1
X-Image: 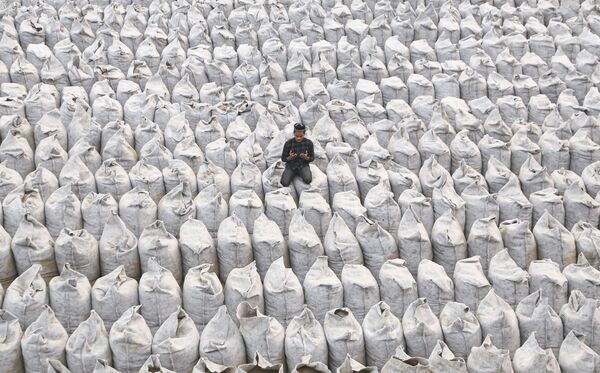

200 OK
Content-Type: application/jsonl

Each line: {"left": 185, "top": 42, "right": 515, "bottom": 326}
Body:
{"left": 281, "top": 140, "right": 291, "bottom": 163}
{"left": 307, "top": 140, "right": 315, "bottom": 162}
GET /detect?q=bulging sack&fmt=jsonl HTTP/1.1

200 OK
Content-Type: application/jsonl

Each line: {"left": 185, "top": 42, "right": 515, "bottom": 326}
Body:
{"left": 356, "top": 216, "right": 399, "bottom": 280}
{"left": 528, "top": 259, "right": 568, "bottom": 313}
{"left": 518, "top": 155, "right": 554, "bottom": 198}
{"left": 157, "top": 182, "right": 195, "bottom": 238}
{"left": 515, "top": 291, "right": 564, "bottom": 357}
{"left": 533, "top": 211, "right": 576, "bottom": 269}
{"left": 21, "top": 306, "right": 68, "bottom": 373}
{"left": 224, "top": 261, "right": 264, "bottom": 323}
{"left": 229, "top": 189, "right": 265, "bottom": 234}
{"left": 192, "top": 358, "right": 235, "bottom": 373}
{"left": 82, "top": 193, "right": 119, "bottom": 240}
{"left": 216, "top": 213, "right": 254, "bottom": 282}
{"left": 402, "top": 298, "right": 443, "bottom": 358}
{"left": 11, "top": 213, "right": 57, "bottom": 282}
{"left": 563, "top": 253, "right": 600, "bottom": 300}
{"left": 529, "top": 188, "right": 564, "bottom": 228}
{"left": 324, "top": 213, "right": 364, "bottom": 277}
{"left": 118, "top": 187, "right": 158, "bottom": 238}
{"left": 298, "top": 186, "right": 332, "bottom": 240}
{"left": 109, "top": 306, "right": 153, "bottom": 373}
{"left": 453, "top": 257, "right": 491, "bottom": 312}
{"left": 417, "top": 259, "right": 454, "bottom": 317}
{"left": 264, "top": 258, "right": 304, "bottom": 328}
{"left": 49, "top": 264, "right": 92, "bottom": 334}
{"left": 466, "top": 336, "right": 513, "bottom": 373}
{"left": 342, "top": 264, "right": 380, "bottom": 324}
{"left": 461, "top": 183, "right": 499, "bottom": 237}
{"left": 285, "top": 307, "right": 329, "bottom": 370}
{"left": 559, "top": 290, "right": 600, "bottom": 354}
{"left": 397, "top": 206, "right": 433, "bottom": 276}
{"left": 452, "top": 163, "right": 487, "bottom": 196}
{"left": 0, "top": 309, "right": 23, "bottom": 373}
{"left": 512, "top": 333, "right": 560, "bottom": 373}
{"left": 290, "top": 356, "right": 331, "bottom": 373}
{"left": 499, "top": 219, "right": 537, "bottom": 270}
{"left": 303, "top": 256, "right": 343, "bottom": 324}
{"left": 139, "top": 258, "right": 182, "bottom": 333}
{"left": 54, "top": 228, "right": 100, "bottom": 283}
{"left": 179, "top": 218, "right": 218, "bottom": 277}
{"left": 430, "top": 210, "right": 467, "bottom": 277}
{"left": 476, "top": 289, "right": 520, "bottom": 355}
{"left": 378, "top": 259, "right": 418, "bottom": 319}
{"left": 327, "top": 153, "right": 360, "bottom": 198}
{"left": 152, "top": 308, "right": 200, "bottom": 373}
{"left": 66, "top": 311, "right": 112, "bottom": 373}
{"left": 199, "top": 305, "right": 246, "bottom": 368}
{"left": 93, "top": 359, "right": 120, "bottom": 373}
{"left": 183, "top": 264, "right": 224, "bottom": 334}
{"left": 237, "top": 352, "right": 284, "bottom": 373}
{"left": 362, "top": 302, "right": 404, "bottom": 370}
{"left": 0, "top": 225, "right": 15, "bottom": 290}
{"left": 265, "top": 188, "right": 297, "bottom": 235}
{"left": 324, "top": 308, "right": 366, "bottom": 371}
{"left": 331, "top": 191, "right": 367, "bottom": 233}
{"left": 559, "top": 331, "right": 600, "bottom": 373}
{"left": 45, "top": 184, "right": 83, "bottom": 241}
{"left": 252, "top": 214, "right": 288, "bottom": 280}
{"left": 94, "top": 159, "right": 133, "bottom": 202}
{"left": 4, "top": 179, "right": 48, "bottom": 229}
{"left": 572, "top": 221, "right": 600, "bottom": 269}
{"left": 139, "top": 355, "right": 176, "bottom": 373}
{"left": 488, "top": 249, "right": 530, "bottom": 309}
{"left": 427, "top": 340, "right": 468, "bottom": 373}
{"left": 288, "top": 209, "right": 325, "bottom": 283}
{"left": 99, "top": 213, "right": 140, "bottom": 280}
{"left": 237, "top": 302, "right": 285, "bottom": 366}
{"left": 380, "top": 347, "right": 432, "bottom": 373}
{"left": 194, "top": 184, "right": 229, "bottom": 239}
{"left": 138, "top": 219, "right": 182, "bottom": 284}
{"left": 564, "top": 183, "right": 600, "bottom": 230}
{"left": 91, "top": 266, "right": 139, "bottom": 331}
{"left": 335, "top": 354, "right": 377, "bottom": 373}
{"left": 497, "top": 177, "right": 533, "bottom": 224}
{"left": 3, "top": 264, "right": 48, "bottom": 329}
{"left": 440, "top": 302, "right": 482, "bottom": 359}
{"left": 363, "top": 182, "right": 401, "bottom": 237}
{"left": 129, "top": 159, "right": 166, "bottom": 203}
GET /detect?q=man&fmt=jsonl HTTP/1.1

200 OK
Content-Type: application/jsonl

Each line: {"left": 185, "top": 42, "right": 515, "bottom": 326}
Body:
{"left": 280, "top": 123, "right": 314, "bottom": 186}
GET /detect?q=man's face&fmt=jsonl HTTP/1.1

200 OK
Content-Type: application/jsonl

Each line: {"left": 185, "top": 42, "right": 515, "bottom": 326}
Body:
{"left": 294, "top": 130, "right": 305, "bottom": 142}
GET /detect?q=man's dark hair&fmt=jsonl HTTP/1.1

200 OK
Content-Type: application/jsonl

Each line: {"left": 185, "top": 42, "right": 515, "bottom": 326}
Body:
{"left": 294, "top": 123, "right": 306, "bottom": 132}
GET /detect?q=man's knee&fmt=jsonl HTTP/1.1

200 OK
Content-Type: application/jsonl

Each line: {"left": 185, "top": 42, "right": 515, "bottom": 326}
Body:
{"left": 281, "top": 175, "right": 291, "bottom": 187}
{"left": 280, "top": 167, "right": 294, "bottom": 187}
{"left": 301, "top": 167, "right": 312, "bottom": 184}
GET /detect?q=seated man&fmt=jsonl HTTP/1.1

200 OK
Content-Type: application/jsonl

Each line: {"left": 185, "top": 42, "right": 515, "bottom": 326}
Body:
{"left": 280, "top": 123, "right": 314, "bottom": 187}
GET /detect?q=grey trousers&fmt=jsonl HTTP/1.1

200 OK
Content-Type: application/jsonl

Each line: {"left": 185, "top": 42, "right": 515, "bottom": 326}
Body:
{"left": 281, "top": 164, "right": 312, "bottom": 186}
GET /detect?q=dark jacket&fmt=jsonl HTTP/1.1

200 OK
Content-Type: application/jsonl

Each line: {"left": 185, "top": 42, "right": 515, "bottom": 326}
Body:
{"left": 281, "top": 137, "right": 315, "bottom": 169}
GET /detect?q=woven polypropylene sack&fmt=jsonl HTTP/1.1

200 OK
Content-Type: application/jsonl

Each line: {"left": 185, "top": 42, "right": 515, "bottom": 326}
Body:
{"left": 108, "top": 305, "right": 152, "bottom": 373}
{"left": 21, "top": 306, "right": 68, "bottom": 373}
{"left": 66, "top": 311, "right": 112, "bottom": 373}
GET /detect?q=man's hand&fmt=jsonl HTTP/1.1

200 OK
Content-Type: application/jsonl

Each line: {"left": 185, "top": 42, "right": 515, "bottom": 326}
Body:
{"left": 287, "top": 151, "right": 297, "bottom": 161}
{"left": 299, "top": 151, "right": 309, "bottom": 160}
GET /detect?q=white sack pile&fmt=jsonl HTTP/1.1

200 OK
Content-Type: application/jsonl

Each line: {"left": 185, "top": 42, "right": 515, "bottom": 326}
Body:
{"left": 2, "top": 0, "right": 600, "bottom": 371}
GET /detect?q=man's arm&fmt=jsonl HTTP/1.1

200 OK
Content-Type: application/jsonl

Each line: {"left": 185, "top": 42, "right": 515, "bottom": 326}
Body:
{"left": 307, "top": 140, "right": 314, "bottom": 162}
{"left": 281, "top": 140, "right": 291, "bottom": 163}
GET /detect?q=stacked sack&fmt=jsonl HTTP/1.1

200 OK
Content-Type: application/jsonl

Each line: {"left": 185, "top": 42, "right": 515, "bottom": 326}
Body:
{"left": 2, "top": 0, "right": 600, "bottom": 370}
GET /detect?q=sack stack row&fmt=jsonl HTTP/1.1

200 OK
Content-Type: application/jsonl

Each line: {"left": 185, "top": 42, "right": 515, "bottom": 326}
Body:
{"left": 2, "top": 249, "right": 600, "bottom": 373}
{"left": 1, "top": 0, "right": 600, "bottom": 369}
